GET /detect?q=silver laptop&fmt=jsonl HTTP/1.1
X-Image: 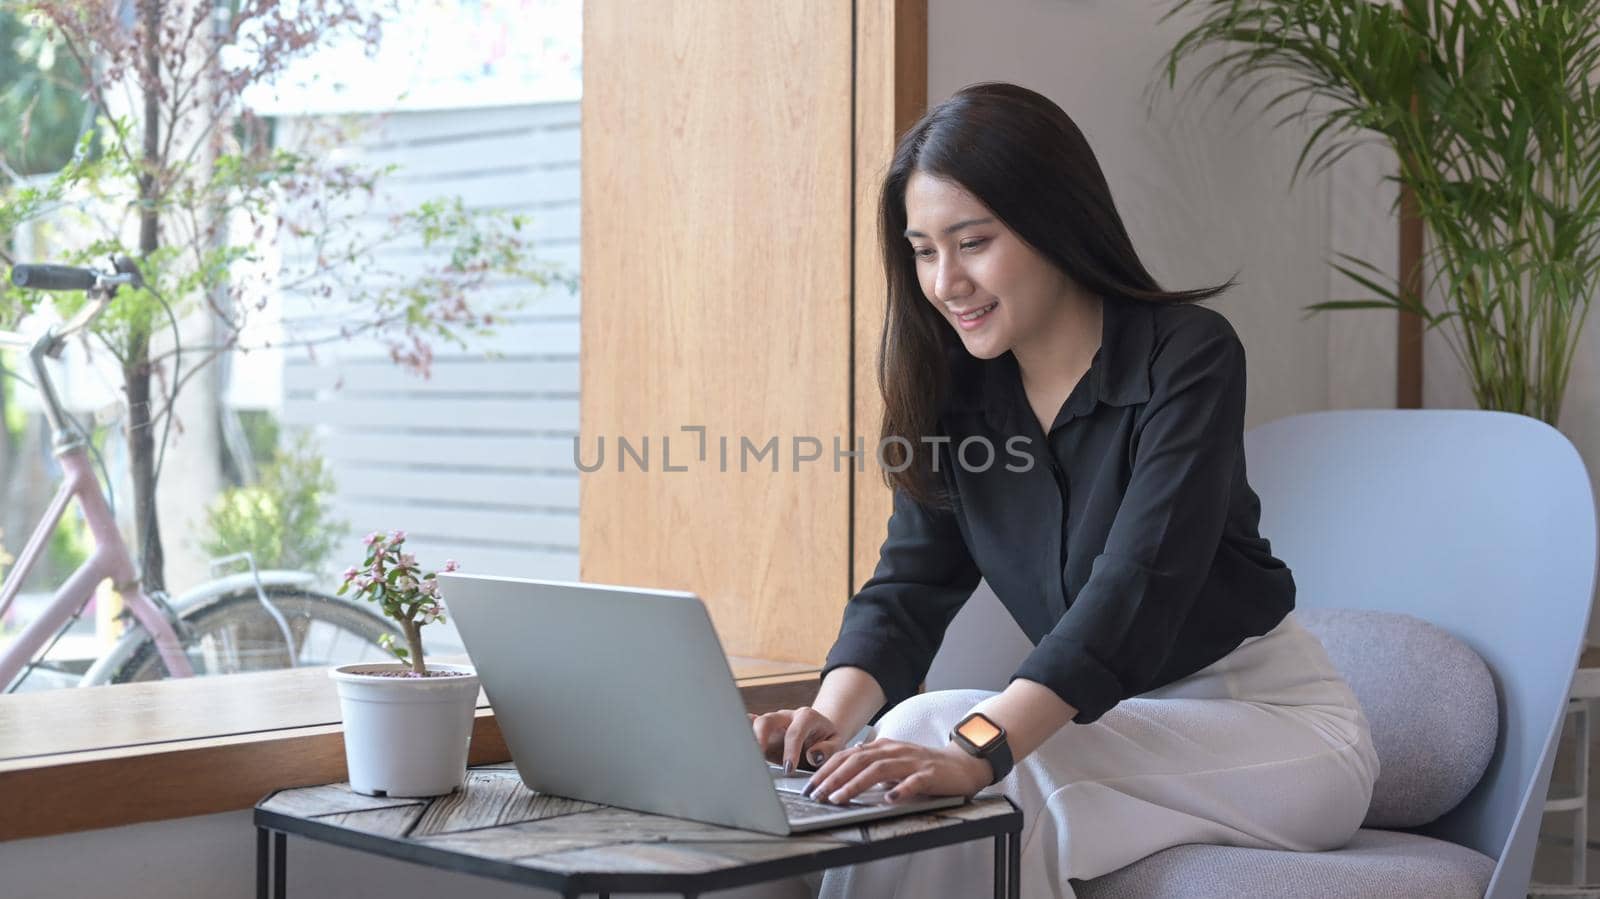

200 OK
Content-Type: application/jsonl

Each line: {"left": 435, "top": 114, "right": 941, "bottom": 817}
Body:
{"left": 438, "top": 573, "right": 966, "bottom": 835}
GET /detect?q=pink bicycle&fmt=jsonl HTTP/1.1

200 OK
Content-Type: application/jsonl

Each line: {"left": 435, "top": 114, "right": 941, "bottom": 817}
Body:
{"left": 0, "top": 259, "right": 399, "bottom": 692}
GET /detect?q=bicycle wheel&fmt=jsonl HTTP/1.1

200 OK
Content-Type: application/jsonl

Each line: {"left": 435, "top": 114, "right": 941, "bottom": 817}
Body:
{"left": 104, "top": 588, "right": 404, "bottom": 683}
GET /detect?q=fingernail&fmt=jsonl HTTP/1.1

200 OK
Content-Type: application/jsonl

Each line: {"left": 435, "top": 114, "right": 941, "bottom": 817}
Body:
{"left": 784, "top": 758, "right": 793, "bottom": 775}
{"left": 885, "top": 790, "right": 900, "bottom": 802}
{"left": 802, "top": 779, "right": 816, "bottom": 797}
{"left": 810, "top": 750, "right": 823, "bottom": 765}
{"left": 828, "top": 790, "right": 846, "bottom": 804}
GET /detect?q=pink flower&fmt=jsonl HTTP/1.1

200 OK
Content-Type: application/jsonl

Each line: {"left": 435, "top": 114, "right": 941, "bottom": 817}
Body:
{"left": 390, "top": 529, "right": 407, "bottom": 542}
{"left": 362, "top": 531, "right": 382, "bottom": 546}
{"left": 421, "top": 578, "right": 440, "bottom": 596}
{"left": 398, "top": 553, "right": 417, "bottom": 568}
{"left": 442, "top": 559, "right": 460, "bottom": 572}
{"left": 341, "top": 566, "right": 358, "bottom": 582}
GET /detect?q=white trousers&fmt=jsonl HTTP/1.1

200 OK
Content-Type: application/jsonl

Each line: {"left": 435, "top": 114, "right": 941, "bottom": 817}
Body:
{"left": 716, "top": 611, "right": 1379, "bottom": 899}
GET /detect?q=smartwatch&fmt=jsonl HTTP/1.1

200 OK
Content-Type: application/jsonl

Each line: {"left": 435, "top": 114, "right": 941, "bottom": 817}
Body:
{"left": 949, "top": 711, "right": 1013, "bottom": 786}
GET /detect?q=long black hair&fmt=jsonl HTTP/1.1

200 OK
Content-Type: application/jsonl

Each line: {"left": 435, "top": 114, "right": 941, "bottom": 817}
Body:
{"left": 877, "top": 81, "right": 1235, "bottom": 506}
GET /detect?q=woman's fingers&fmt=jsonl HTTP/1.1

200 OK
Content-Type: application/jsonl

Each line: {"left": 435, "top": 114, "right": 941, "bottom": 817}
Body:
{"left": 801, "top": 741, "right": 977, "bottom": 805}
{"left": 804, "top": 736, "right": 844, "bottom": 770}
{"left": 803, "top": 740, "right": 898, "bottom": 800}
{"left": 780, "top": 722, "right": 811, "bottom": 774}
{"left": 802, "top": 741, "right": 856, "bottom": 792}
{"left": 750, "top": 710, "right": 794, "bottom": 763}
{"left": 818, "top": 755, "right": 915, "bottom": 805}
{"left": 884, "top": 771, "right": 928, "bottom": 803}
{"left": 781, "top": 709, "right": 839, "bottom": 774}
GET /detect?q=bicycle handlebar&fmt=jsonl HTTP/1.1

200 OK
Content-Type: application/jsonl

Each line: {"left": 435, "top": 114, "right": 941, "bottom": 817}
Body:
{"left": 11, "top": 264, "right": 99, "bottom": 291}
{"left": 7, "top": 258, "right": 142, "bottom": 348}
{"left": 0, "top": 257, "right": 144, "bottom": 449}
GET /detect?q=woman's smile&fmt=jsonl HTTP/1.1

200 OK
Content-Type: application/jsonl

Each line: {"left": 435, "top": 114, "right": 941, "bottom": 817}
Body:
{"left": 951, "top": 301, "right": 999, "bottom": 330}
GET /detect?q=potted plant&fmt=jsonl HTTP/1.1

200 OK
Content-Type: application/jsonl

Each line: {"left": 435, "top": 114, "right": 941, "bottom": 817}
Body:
{"left": 330, "top": 530, "right": 477, "bottom": 797}
{"left": 1154, "top": 0, "right": 1600, "bottom": 426}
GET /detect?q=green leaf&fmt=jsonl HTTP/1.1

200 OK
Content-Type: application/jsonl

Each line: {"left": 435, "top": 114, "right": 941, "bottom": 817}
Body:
{"left": 1303, "top": 300, "right": 1400, "bottom": 312}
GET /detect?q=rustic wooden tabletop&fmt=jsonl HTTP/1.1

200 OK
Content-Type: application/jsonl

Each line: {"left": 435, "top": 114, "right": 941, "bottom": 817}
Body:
{"left": 254, "top": 762, "right": 1022, "bottom": 898}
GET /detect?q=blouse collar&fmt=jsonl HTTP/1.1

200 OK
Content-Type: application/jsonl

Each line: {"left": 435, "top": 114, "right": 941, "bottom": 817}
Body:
{"left": 944, "top": 295, "right": 1155, "bottom": 431}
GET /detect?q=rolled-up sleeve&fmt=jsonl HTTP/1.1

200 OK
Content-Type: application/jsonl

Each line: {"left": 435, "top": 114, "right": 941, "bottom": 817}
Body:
{"left": 822, "top": 482, "right": 982, "bottom": 721}
{"left": 1011, "top": 321, "right": 1248, "bottom": 724}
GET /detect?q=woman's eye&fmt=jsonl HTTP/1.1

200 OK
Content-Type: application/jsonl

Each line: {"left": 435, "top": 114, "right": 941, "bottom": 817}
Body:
{"left": 912, "top": 240, "right": 985, "bottom": 259}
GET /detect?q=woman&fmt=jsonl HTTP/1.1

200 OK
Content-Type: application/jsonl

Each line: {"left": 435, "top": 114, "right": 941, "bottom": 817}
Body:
{"left": 747, "top": 82, "right": 1378, "bottom": 899}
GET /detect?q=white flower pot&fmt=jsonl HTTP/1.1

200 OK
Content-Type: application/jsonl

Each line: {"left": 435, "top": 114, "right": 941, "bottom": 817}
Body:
{"left": 329, "top": 662, "right": 480, "bottom": 797}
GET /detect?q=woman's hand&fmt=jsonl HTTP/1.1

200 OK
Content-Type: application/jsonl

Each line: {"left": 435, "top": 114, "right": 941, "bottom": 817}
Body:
{"left": 748, "top": 707, "right": 846, "bottom": 774}
{"left": 801, "top": 738, "right": 993, "bottom": 805}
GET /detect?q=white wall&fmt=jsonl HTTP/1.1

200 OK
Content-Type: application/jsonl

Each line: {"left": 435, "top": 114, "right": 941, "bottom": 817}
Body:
{"left": 927, "top": 0, "right": 1397, "bottom": 429}
{"left": 0, "top": 810, "right": 518, "bottom": 899}
{"left": 0, "top": 808, "right": 713, "bottom": 899}
{"left": 0, "top": 807, "right": 815, "bottom": 898}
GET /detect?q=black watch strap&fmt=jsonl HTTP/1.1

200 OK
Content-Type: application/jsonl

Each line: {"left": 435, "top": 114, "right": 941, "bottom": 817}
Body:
{"left": 980, "top": 738, "right": 1013, "bottom": 786}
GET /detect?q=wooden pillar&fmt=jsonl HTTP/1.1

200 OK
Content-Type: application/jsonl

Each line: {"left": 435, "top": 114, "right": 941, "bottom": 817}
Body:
{"left": 581, "top": 1, "right": 925, "bottom": 663}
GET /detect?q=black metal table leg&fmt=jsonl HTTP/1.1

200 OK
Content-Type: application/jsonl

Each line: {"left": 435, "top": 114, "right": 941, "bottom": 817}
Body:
{"left": 274, "top": 831, "right": 287, "bottom": 899}
{"left": 1008, "top": 829, "right": 1020, "bottom": 899}
{"left": 257, "top": 828, "right": 267, "bottom": 899}
{"left": 994, "top": 833, "right": 1006, "bottom": 898}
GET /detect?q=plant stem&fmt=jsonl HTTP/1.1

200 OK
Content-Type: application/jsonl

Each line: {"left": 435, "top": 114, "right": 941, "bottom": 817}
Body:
{"left": 402, "top": 617, "right": 424, "bottom": 675}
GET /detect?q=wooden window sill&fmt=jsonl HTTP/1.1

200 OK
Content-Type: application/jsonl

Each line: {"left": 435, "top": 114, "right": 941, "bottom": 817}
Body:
{"left": 0, "top": 655, "right": 820, "bottom": 841}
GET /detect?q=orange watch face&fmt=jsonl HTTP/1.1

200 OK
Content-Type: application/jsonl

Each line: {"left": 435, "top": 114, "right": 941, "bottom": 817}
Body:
{"left": 957, "top": 714, "right": 1001, "bottom": 749}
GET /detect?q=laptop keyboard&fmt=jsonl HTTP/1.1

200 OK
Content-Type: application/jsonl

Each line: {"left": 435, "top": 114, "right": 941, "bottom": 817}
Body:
{"left": 777, "top": 789, "right": 871, "bottom": 822}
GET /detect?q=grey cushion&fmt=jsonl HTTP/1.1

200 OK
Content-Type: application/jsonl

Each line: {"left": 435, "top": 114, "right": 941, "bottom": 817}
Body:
{"left": 1297, "top": 608, "right": 1498, "bottom": 829}
{"left": 1077, "top": 828, "right": 1494, "bottom": 899}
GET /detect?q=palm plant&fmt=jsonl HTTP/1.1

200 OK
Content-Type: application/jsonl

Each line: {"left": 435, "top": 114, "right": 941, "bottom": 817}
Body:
{"left": 1156, "top": 0, "right": 1600, "bottom": 425}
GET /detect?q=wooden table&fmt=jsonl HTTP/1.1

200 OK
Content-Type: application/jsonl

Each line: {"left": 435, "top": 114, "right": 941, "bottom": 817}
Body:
{"left": 255, "top": 762, "right": 1022, "bottom": 898}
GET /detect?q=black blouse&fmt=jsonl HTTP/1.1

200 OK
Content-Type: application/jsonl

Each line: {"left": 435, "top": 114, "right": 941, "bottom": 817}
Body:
{"left": 822, "top": 296, "right": 1295, "bottom": 725}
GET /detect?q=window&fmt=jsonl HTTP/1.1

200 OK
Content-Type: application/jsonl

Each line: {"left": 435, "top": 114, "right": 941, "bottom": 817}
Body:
{"left": 0, "top": 2, "right": 582, "bottom": 714}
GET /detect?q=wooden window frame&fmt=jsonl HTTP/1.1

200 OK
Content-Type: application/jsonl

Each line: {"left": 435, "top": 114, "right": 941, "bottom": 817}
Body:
{"left": 0, "top": 657, "right": 818, "bottom": 840}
